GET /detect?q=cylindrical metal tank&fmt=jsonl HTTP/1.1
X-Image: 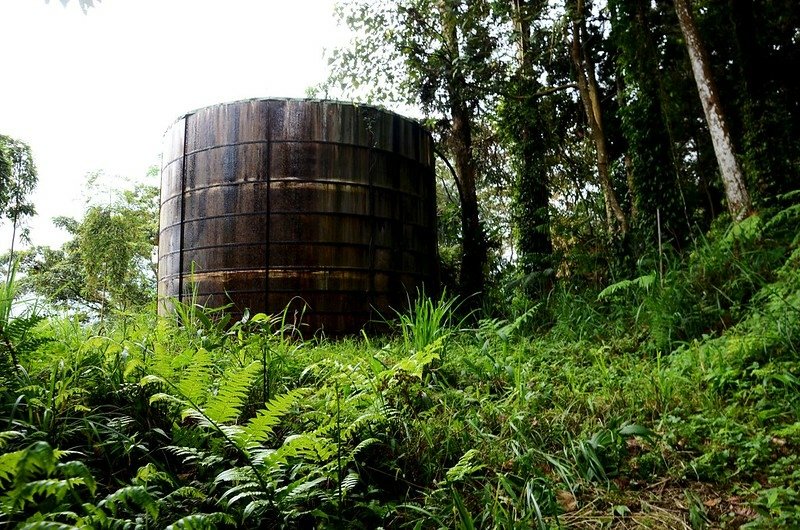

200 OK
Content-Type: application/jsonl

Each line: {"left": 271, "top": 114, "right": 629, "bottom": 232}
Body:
{"left": 158, "top": 98, "right": 438, "bottom": 334}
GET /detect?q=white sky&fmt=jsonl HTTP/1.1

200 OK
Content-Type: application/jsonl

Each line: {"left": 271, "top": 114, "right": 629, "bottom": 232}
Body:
{"left": 0, "top": 0, "right": 344, "bottom": 249}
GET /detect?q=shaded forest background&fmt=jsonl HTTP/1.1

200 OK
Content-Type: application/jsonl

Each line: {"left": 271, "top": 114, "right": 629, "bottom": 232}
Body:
{"left": 314, "top": 0, "right": 799, "bottom": 315}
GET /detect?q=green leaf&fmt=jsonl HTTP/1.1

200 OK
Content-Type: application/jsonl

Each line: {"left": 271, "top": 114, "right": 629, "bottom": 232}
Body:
{"left": 618, "top": 423, "right": 656, "bottom": 439}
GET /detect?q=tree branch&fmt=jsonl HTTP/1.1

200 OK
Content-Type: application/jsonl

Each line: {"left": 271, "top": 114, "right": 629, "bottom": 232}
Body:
{"left": 506, "top": 83, "right": 579, "bottom": 100}
{"left": 433, "top": 146, "right": 465, "bottom": 206}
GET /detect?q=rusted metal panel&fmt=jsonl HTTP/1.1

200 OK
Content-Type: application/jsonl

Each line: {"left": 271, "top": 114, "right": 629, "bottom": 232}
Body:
{"left": 158, "top": 98, "right": 438, "bottom": 334}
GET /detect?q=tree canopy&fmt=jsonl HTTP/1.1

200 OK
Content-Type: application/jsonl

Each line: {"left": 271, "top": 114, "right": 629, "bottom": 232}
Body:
{"left": 319, "top": 0, "right": 799, "bottom": 308}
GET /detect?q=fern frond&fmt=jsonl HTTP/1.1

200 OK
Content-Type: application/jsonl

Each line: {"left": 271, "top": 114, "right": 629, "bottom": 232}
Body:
{"left": 2, "top": 315, "right": 48, "bottom": 359}
{"left": 597, "top": 273, "right": 657, "bottom": 300}
{"left": 98, "top": 485, "right": 159, "bottom": 520}
{"left": 2, "top": 478, "right": 86, "bottom": 514}
{"left": 283, "top": 475, "right": 328, "bottom": 501}
{"left": 27, "top": 477, "right": 87, "bottom": 499}
{"left": 392, "top": 337, "right": 443, "bottom": 379}
{"left": 174, "top": 348, "right": 214, "bottom": 404}
{"left": 56, "top": 461, "right": 96, "bottom": 497}
{"left": 139, "top": 374, "right": 166, "bottom": 387}
{"left": 17, "top": 522, "right": 80, "bottom": 530}
{"left": 165, "top": 512, "right": 235, "bottom": 529}
{"left": 215, "top": 466, "right": 256, "bottom": 485}
{"left": 11, "top": 441, "right": 60, "bottom": 485}
{"left": 0, "top": 449, "right": 24, "bottom": 483}
{"left": 163, "top": 446, "right": 223, "bottom": 469}
{"left": 163, "top": 445, "right": 203, "bottom": 461}
{"left": 219, "top": 481, "right": 263, "bottom": 506}
{"left": 277, "top": 433, "right": 336, "bottom": 463}
{"left": 765, "top": 203, "right": 800, "bottom": 230}
{"left": 351, "top": 437, "right": 381, "bottom": 458}
{"left": 237, "top": 388, "right": 307, "bottom": 447}
{"left": 249, "top": 447, "right": 278, "bottom": 466}
{"left": 202, "top": 361, "right": 261, "bottom": 424}
{"left": 445, "top": 448, "right": 486, "bottom": 483}
{"left": 243, "top": 499, "right": 271, "bottom": 519}
{"left": 340, "top": 472, "right": 360, "bottom": 495}
{"left": 342, "top": 412, "right": 389, "bottom": 441}
{"left": 148, "top": 392, "right": 185, "bottom": 407}
{"left": 160, "top": 486, "right": 206, "bottom": 504}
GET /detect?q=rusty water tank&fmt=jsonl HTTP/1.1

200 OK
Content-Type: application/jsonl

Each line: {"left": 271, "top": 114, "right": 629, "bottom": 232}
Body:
{"left": 157, "top": 98, "right": 438, "bottom": 334}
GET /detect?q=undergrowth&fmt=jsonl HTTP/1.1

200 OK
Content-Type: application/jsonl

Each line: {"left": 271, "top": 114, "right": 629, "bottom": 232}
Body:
{"left": 1, "top": 203, "right": 798, "bottom": 528}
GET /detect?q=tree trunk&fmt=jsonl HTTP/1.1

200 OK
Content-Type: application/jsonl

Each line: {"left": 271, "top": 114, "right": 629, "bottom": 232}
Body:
{"left": 439, "top": 1, "right": 486, "bottom": 301}
{"left": 512, "top": 0, "right": 553, "bottom": 274}
{"left": 674, "top": 0, "right": 752, "bottom": 221}
{"left": 5, "top": 218, "right": 17, "bottom": 285}
{"left": 568, "top": 0, "right": 628, "bottom": 236}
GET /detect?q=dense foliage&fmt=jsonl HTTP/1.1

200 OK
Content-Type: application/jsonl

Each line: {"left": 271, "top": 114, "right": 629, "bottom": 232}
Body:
{"left": 319, "top": 0, "right": 799, "bottom": 303}
{"left": 2, "top": 199, "right": 799, "bottom": 528}
{"left": 10, "top": 172, "right": 159, "bottom": 319}
{"left": 0, "top": 135, "right": 38, "bottom": 272}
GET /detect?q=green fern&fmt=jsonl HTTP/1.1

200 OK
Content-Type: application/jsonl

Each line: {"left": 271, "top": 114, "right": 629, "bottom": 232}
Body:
{"left": 0, "top": 430, "right": 24, "bottom": 450}
{"left": 202, "top": 361, "right": 261, "bottom": 424}
{"left": 0, "top": 442, "right": 96, "bottom": 521}
{"left": 237, "top": 387, "right": 307, "bottom": 447}
{"left": 390, "top": 337, "right": 443, "bottom": 380}
{"left": 7, "top": 477, "right": 88, "bottom": 507}
{"left": 282, "top": 475, "right": 328, "bottom": 502}
{"left": 165, "top": 512, "right": 235, "bottom": 529}
{"left": 1, "top": 261, "right": 48, "bottom": 378}
{"left": 597, "top": 272, "right": 657, "bottom": 300}
{"left": 17, "top": 522, "right": 80, "bottom": 530}
{"left": 217, "top": 476, "right": 263, "bottom": 509}
{"left": 280, "top": 433, "right": 337, "bottom": 463}
{"left": 160, "top": 486, "right": 206, "bottom": 504}
{"left": 173, "top": 348, "right": 214, "bottom": 405}
{"left": 445, "top": 449, "right": 486, "bottom": 484}
{"left": 0, "top": 448, "right": 24, "bottom": 483}
{"left": 98, "top": 485, "right": 159, "bottom": 520}
{"left": 163, "top": 445, "right": 224, "bottom": 470}
{"left": 55, "top": 461, "right": 96, "bottom": 496}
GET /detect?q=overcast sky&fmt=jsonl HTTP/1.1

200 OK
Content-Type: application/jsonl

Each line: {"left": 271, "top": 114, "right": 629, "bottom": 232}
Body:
{"left": 1, "top": 0, "right": 343, "bottom": 249}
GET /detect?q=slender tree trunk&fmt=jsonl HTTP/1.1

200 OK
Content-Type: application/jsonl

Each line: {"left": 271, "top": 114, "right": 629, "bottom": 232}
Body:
{"left": 6, "top": 218, "right": 17, "bottom": 285}
{"left": 568, "top": 0, "right": 628, "bottom": 236}
{"left": 512, "top": 0, "right": 553, "bottom": 274}
{"left": 450, "top": 103, "right": 484, "bottom": 300}
{"left": 674, "top": 0, "right": 752, "bottom": 221}
{"left": 440, "top": 1, "right": 485, "bottom": 301}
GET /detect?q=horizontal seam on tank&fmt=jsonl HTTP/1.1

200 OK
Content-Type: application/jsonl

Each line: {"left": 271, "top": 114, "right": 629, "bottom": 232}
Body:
{"left": 161, "top": 140, "right": 430, "bottom": 169}
{"left": 177, "top": 139, "right": 427, "bottom": 161}
{"left": 161, "top": 180, "right": 425, "bottom": 197}
{"left": 158, "top": 266, "right": 430, "bottom": 278}
{"left": 159, "top": 180, "right": 426, "bottom": 201}
{"left": 162, "top": 294, "right": 406, "bottom": 306}
{"left": 158, "top": 212, "right": 433, "bottom": 231}
{"left": 158, "top": 242, "right": 432, "bottom": 256}
{"left": 158, "top": 264, "right": 432, "bottom": 277}
{"left": 157, "top": 287, "right": 408, "bottom": 296}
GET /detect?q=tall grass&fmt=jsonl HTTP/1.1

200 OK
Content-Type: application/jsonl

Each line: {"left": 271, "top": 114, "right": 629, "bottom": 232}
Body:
{"left": 393, "top": 288, "right": 471, "bottom": 354}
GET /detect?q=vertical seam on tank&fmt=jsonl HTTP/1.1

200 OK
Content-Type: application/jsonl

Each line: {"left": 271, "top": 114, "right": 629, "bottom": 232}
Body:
{"left": 178, "top": 116, "right": 189, "bottom": 305}
{"left": 427, "top": 133, "right": 440, "bottom": 297}
{"left": 265, "top": 104, "right": 271, "bottom": 309}
{"left": 399, "top": 140, "right": 406, "bottom": 298}
{"left": 366, "top": 110, "right": 377, "bottom": 321}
